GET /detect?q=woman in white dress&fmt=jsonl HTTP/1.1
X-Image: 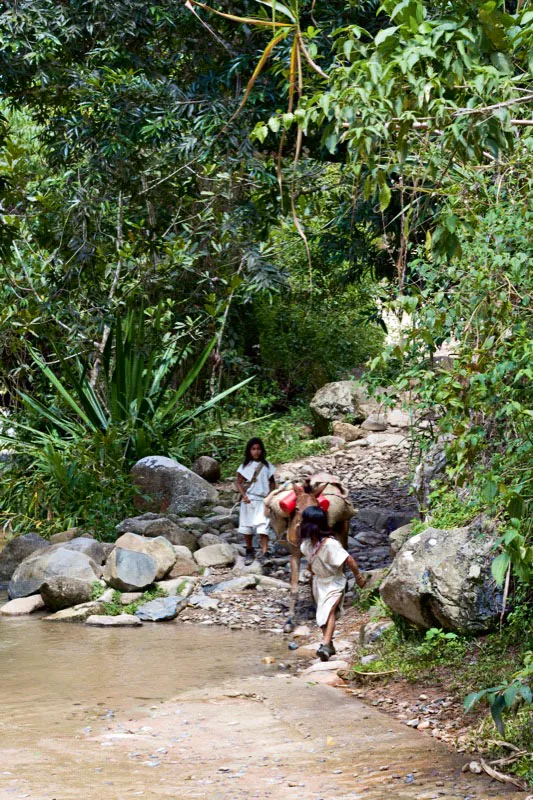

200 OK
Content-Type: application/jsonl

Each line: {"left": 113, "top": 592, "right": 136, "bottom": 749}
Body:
{"left": 300, "top": 506, "right": 366, "bottom": 661}
{"left": 236, "top": 438, "right": 276, "bottom": 564}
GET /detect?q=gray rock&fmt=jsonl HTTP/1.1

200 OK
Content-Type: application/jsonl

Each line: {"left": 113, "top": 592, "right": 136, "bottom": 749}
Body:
{"left": 41, "top": 576, "right": 94, "bottom": 611}
{"left": 0, "top": 595, "right": 45, "bottom": 616}
{"left": 389, "top": 523, "right": 413, "bottom": 554}
{"left": 172, "top": 545, "right": 195, "bottom": 559}
{"left": 212, "top": 576, "right": 258, "bottom": 593}
{"left": 168, "top": 516, "right": 207, "bottom": 532}
{"left": 135, "top": 596, "right": 187, "bottom": 621}
{"left": 144, "top": 520, "right": 198, "bottom": 551}
{"left": 187, "top": 593, "right": 219, "bottom": 610}
{"left": 62, "top": 537, "right": 106, "bottom": 565}
{"left": 366, "top": 433, "right": 406, "bottom": 447}
{"left": 119, "top": 592, "right": 143, "bottom": 605}
{"left": 355, "top": 530, "right": 383, "bottom": 547}
{"left": 114, "top": 532, "right": 175, "bottom": 580}
{"left": 309, "top": 381, "right": 364, "bottom": 435}
{"left": 361, "top": 413, "right": 388, "bottom": 432}
{"left": 49, "top": 527, "right": 86, "bottom": 544}
{"left": 0, "top": 533, "right": 50, "bottom": 581}
{"left": 101, "top": 542, "right": 115, "bottom": 560}
{"left": 332, "top": 422, "right": 364, "bottom": 442}
{"left": 116, "top": 514, "right": 164, "bottom": 536}
{"left": 44, "top": 600, "right": 105, "bottom": 622}
{"left": 387, "top": 409, "right": 411, "bottom": 428}
{"left": 193, "top": 542, "right": 236, "bottom": 568}
{"left": 203, "top": 514, "right": 238, "bottom": 529}
{"left": 131, "top": 455, "right": 218, "bottom": 516}
{"left": 157, "top": 577, "right": 197, "bottom": 597}
{"left": 8, "top": 548, "right": 101, "bottom": 599}
{"left": 167, "top": 557, "right": 201, "bottom": 578}
{"left": 380, "top": 521, "right": 503, "bottom": 633}
{"left": 192, "top": 455, "right": 221, "bottom": 483}
{"left": 359, "top": 621, "right": 394, "bottom": 646}
{"left": 232, "top": 556, "right": 263, "bottom": 577}
{"left": 199, "top": 533, "right": 223, "bottom": 548}
{"left": 360, "top": 654, "right": 381, "bottom": 665}
{"left": 86, "top": 614, "right": 142, "bottom": 627}
{"left": 103, "top": 548, "right": 158, "bottom": 592}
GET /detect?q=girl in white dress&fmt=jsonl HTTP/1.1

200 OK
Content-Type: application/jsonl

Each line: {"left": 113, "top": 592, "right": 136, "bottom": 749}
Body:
{"left": 236, "top": 438, "right": 276, "bottom": 564}
{"left": 300, "top": 506, "right": 366, "bottom": 661}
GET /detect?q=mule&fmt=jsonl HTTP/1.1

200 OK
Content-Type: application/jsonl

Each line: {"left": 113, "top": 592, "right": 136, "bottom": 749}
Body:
{"left": 283, "top": 478, "right": 350, "bottom": 633}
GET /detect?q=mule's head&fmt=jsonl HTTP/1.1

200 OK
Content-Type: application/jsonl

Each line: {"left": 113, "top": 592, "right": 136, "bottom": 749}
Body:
{"left": 287, "top": 479, "right": 326, "bottom": 547}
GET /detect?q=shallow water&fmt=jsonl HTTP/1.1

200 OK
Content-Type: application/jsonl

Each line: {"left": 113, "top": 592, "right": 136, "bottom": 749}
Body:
{"left": 0, "top": 610, "right": 290, "bottom": 749}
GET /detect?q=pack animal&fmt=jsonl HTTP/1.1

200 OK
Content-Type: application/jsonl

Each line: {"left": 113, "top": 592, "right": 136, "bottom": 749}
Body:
{"left": 278, "top": 477, "right": 352, "bottom": 633}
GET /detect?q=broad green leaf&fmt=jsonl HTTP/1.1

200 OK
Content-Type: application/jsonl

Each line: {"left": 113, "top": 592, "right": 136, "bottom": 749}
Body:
{"left": 379, "top": 182, "right": 391, "bottom": 211}
{"left": 255, "top": 0, "right": 296, "bottom": 22}
{"left": 491, "top": 552, "right": 510, "bottom": 586}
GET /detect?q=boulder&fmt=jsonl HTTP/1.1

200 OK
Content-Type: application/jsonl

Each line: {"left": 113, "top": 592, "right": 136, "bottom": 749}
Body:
{"left": 187, "top": 593, "right": 219, "bottom": 610}
{"left": 114, "top": 532, "right": 175, "bottom": 580}
{"left": 172, "top": 545, "right": 195, "bottom": 560}
{"left": 143, "top": 520, "right": 198, "bottom": 551}
{"left": 103, "top": 548, "right": 158, "bottom": 592}
{"left": 49, "top": 527, "right": 87, "bottom": 545}
{"left": 135, "top": 596, "right": 187, "bottom": 622}
{"left": 44, "top": 600, "right": 104, "bottom": 623}
{"left": 167, "top": 516, "right": 207, "bottom": 532}
{"left": 131, "top": 455, "right": 218, "bottom": 516}
{"left": 192, "top": 455, "right": 221, "bottom": 483}
{"left": 359, "top": 621, "right": 394, "bottom": 646}
{"left": 212, "top": 575, "right": 257, "bottom": 593}
{"left": 199, "top": 533, "right": 223, "bottom": 548}
{"left": 193, "top": 542, "right": 236, "bottom": 568}
{"left": 203, "top": 514, "right": 238, "bottom": 529}
{"left": 0, "top": 533, "right": 49, "bottom": 582}
{"left": 167, "top": 557, "right": 200, "bottom": 578}
{"left": 309, "top": 381, "right": 364, "bottom": 435}
{"left": 8, "top": 548, "right": 101, "bottom": 599}
{"left": 116, "top": 513, "right": 163, "bottom": 536}
{"left": 232, "top": 556, "right": 263, "bottom": 577}
{"left": 0, "top": 595, "right": 45, "bottom": 616}
{"left": 389, "top": 523, "right": 413, "bottom": 554}
{"left": 366, "top": 432, "right": 406, "bottom": 447}
{"left": 361, "top": 413, "right": 388, "bottom": 432}
{"left": 86, "top": 614, "right": 142, "bottom": 627}
{"left": 62, "top": 537, "right": 106, "bottom": 565}
{"left": 40, "top": 576, "right": 94, "bottom": 611}
{"left": 380, "top": 521, "right": 503, "bottom": 634}
{"left": 119, "top": 592, "right": 143, "bottom": 605}
{"left": 388, "top": 409, "right": 411, "bottom": 428}
{"left": 157, "top": 577, "right": 197, "bottom": 597}
{"left": 332, "top": 422, "right": 364, "bottom": 442}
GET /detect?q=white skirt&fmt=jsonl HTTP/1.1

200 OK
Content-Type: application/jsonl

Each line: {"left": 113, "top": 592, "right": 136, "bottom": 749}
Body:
{"left": 238, "top": 497, "right": 270, "bottom": 535}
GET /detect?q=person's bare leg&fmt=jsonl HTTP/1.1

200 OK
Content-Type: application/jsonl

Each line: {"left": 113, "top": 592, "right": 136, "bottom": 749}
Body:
{"left": 323, "top": 596, "right": 343, "bottom": 646}
{"left": 244, "top": 533, "right": 253, "bottom": 550}
{"left": 259, "top": 534, "right": 269, "bottom": 556}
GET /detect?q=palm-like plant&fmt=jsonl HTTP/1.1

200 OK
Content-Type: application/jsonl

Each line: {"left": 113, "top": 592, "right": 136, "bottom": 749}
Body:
{"left": 2, "top": 307, "right": 252, "bottom": 464}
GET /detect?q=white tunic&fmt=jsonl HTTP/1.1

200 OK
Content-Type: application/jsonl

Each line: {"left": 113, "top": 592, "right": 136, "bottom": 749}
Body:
{"left": 237, "top": 460, "right": 275, "bottom": 534}
{"left": 301, "top": 537, "right": 349, "bottom": 627}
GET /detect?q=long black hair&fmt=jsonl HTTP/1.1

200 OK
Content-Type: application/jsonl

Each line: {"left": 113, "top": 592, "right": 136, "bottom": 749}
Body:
{"left": 300, "top": 506, "right": 330, "bottom": 541}
{"left": 242, "top": 437, "right": 268, "bottom": 467}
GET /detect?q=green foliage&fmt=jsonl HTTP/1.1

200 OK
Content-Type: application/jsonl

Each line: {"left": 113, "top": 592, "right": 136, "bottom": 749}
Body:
{"left": 465, "top": 651, "right": 533, "bottom": 736}
{"left": 101, "top": 585, "right": 168, "bottom": 617}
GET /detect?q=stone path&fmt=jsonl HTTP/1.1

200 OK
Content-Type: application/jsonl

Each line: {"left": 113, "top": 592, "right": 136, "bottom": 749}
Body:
{"left": 4, "top": 674, "right": 522, "bottom": 800}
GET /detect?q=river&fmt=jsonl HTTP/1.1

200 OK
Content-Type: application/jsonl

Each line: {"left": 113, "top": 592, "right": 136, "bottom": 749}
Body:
{"left": 0, "top": 608, "right": 525, "bottom": 800}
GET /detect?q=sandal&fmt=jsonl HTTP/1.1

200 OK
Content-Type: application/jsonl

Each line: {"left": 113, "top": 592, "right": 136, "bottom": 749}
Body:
{"left": 244, "top": 548, "right": 255, "bottom": 566}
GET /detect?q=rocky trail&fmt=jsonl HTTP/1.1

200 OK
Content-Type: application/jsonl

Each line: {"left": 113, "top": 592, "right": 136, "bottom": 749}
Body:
{"left": 0, "top": 397, "right": 529, "bottom": 799}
